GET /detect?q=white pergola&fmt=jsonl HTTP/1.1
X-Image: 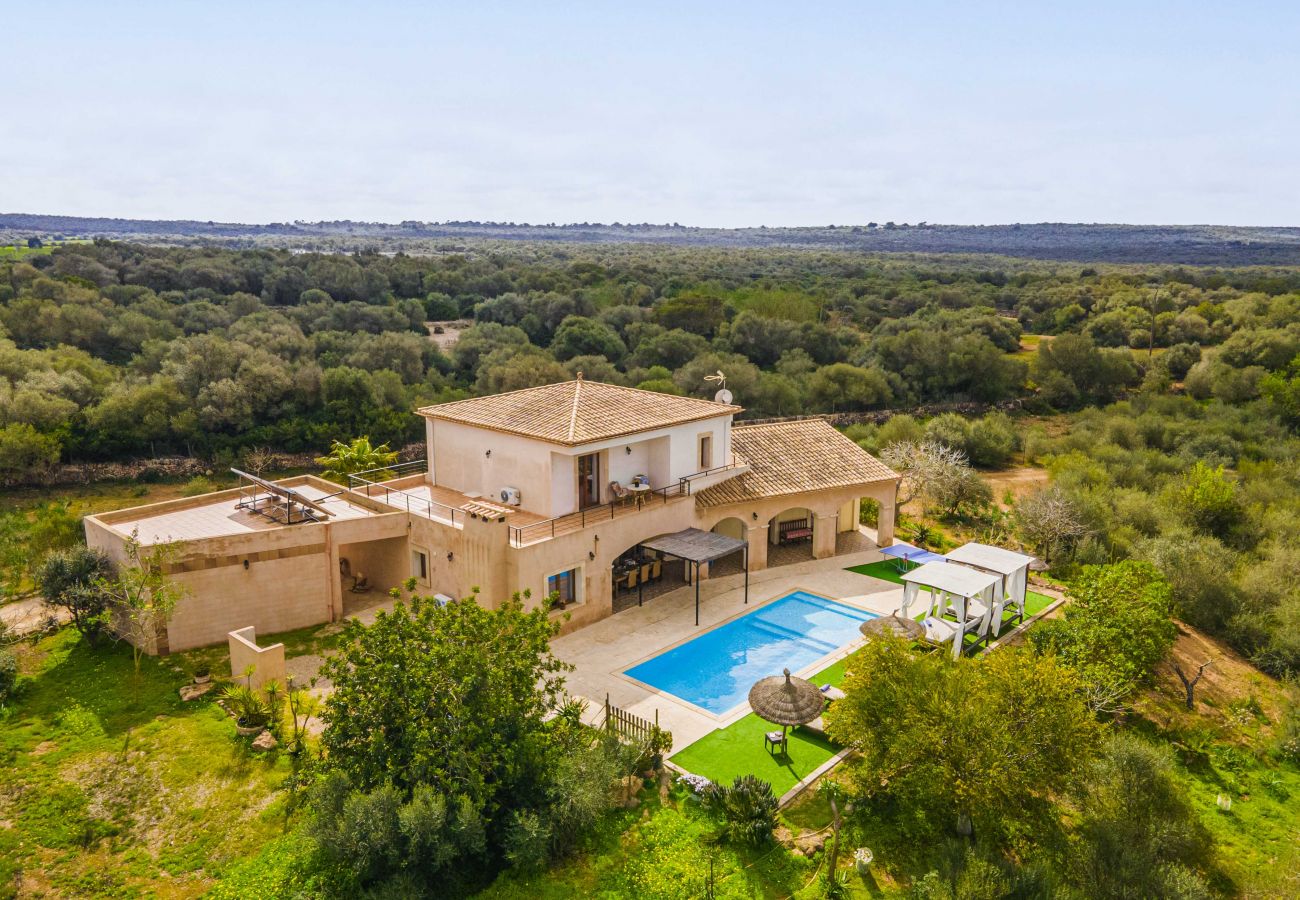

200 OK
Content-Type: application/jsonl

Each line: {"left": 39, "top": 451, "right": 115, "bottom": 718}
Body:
{"left": 900, "top": 560, "right": 1001, "bottom": 659}
{"left": 944, "top": 542, "right": 1034, "bottom": 637}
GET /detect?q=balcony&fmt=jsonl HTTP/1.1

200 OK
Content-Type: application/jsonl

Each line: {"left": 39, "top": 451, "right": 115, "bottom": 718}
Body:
{"left": 347, "top": 459, "right": 747, "bottom": 548}
{"left": 346, "top": 460, "right": 462, "bottom": 527}
{"left": 507, "top": 460, "right": 746, "bottom": 548}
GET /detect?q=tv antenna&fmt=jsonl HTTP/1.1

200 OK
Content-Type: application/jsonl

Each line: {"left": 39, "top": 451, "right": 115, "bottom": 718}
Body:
{"left": 705, "top": 370, "right": 732, "bottom": 404}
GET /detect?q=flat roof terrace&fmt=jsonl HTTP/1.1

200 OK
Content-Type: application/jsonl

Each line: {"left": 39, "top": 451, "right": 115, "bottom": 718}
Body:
{"left": 96, "top": 476, "right": 385, "bottom": 546}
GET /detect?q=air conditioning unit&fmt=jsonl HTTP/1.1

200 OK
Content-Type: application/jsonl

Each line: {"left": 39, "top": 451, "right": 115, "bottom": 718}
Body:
{"left": 499, "top": 486, "right": 522, "bottom": 506}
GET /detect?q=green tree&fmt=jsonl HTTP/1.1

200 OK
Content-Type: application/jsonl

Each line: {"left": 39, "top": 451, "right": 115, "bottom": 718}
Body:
{"left": 1029, "top": 561, "right": 1176, "bottom": 713}
{"left": 99, "top": 532, "right": 187, "bottom": 674}
{"left": 549, "top": 316, "right": 627, "bottom": 364}
{"left": 806, "top": 363, "right": 892, "bottom": 411}
{"left": 654, "top": 291, "right": 725, "bottom": 337}
{"left": 825, "top": 638, "right": 1100, "bottom": 844}
{"left": 315, "top": 436, "right": 399, "bottom": 485}
{"left": 1261, "top": 363, "right": 1300, "bottom": 428}
{"left": 319, "top": 590, "right": 569, "bottom": 800}
{"left": 1069, "top": 734, "right": 1214, "bottom": 898}
{"left": 37, "top": 547, "right": 113, "bottom": 644}
{"left": 1172, "top": 461, "right": 1241, "bottom": 539}
{"left": 0, "top": 422, "right": 60, "bottom": 486}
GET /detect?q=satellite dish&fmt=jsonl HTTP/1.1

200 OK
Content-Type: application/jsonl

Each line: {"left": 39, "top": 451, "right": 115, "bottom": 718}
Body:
{"left": 714, "top": 388, "right": 733, "bottom": 404}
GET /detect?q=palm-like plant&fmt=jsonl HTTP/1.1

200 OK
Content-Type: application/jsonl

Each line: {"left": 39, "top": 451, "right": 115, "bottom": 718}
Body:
{"left": 315, "top": 437, "right": 399, "bottom": 485}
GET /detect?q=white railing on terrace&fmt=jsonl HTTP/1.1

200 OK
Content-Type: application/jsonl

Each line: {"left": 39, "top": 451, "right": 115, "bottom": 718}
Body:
{"left": 346, "top": 460, "right": 462, "bottom": 527}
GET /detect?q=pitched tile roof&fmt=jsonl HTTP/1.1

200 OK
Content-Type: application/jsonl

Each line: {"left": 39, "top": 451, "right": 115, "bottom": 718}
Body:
{"left": 417, "top": 377, "right": 742, "bottom": 446}
{"left": 695, "top": 418, "right": 898, "bottom": 507}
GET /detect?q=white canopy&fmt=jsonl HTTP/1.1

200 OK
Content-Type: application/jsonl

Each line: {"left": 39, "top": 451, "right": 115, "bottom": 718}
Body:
{"left": 900, "top": 561, "right": 1001, "bottom": 659}
{"left": 944, "top": 543, "right": 1034, "bottom": 576}
{"left": 901, "top": 561, "right": 1000, "bottom": 597}
{"left": 945, "top": 542, "right": 1033, "bottom": 630}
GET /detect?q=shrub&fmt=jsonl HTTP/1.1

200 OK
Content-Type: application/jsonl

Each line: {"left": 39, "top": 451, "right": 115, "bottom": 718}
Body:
{"left": 221, "top": 684, "right": 270, "bottom": 728}
{"left": 0, "top": 649, "right": 17, "bottom": 704}
{"left": 702, "top": 775, "right": 778, "bottom": 846}
{"left": 1070, "top": 733, "right": 1213, "bottom": 898}
{"left": 503, "top": 809, "right": 551, "bottom": 871}
{"left": 967, "top": 412, "right": 1018, "bottom": 468}
{"left": 37, "top": 547, "right": 113, "bottom": 644}
{"left": 1029, "top": 561, "right": 1176, "bottom": 713}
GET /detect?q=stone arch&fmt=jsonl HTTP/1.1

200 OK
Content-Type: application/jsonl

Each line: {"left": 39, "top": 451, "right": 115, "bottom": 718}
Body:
{"left": 767, "top": 505, "right": 815, "bottom": 567}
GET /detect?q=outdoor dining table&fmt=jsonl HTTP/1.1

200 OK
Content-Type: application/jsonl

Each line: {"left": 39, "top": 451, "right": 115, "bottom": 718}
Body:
{"left": 626, "top": 483, "right": 651, "bottom": 508}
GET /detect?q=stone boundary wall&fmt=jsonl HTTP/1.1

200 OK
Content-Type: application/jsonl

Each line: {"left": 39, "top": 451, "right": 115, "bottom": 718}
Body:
{"left": 741, "top": 398, "right": 1023, "bottom": 429}
{"left": 25, "top": 442, "right": 425, "bottom": 488}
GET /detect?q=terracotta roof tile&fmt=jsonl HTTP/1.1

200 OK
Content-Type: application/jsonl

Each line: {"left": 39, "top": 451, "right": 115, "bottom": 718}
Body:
{"left": 696, "top": 419, "right": 898, "bottom": 507}
{"left": 418, "top": 378, "right": 741, "bottom": 446}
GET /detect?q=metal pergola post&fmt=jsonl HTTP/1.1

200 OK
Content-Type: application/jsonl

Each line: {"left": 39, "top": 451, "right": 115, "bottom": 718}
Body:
{"left": 638, "top": 544, "right": 644, "bottom": 608}
{"left": 694, "top": 559, "right": 701, "bottom": 626}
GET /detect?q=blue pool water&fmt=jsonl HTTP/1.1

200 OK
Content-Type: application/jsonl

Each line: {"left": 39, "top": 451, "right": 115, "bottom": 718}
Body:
{"left": 624, "top": 591, "right": 878, "bottom": 714}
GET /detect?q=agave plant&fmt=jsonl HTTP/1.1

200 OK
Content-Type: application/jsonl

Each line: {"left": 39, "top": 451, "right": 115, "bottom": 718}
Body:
{"left": 222, "top": 684, "right": 270, "bottom": 728}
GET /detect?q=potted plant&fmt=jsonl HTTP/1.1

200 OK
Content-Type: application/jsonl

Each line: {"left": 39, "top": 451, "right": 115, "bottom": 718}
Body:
{"left": 193, "top": 664, "right": 211, "bottom": 685}
{"left": 222, "top": 684, "right": 271, "bottom": 736}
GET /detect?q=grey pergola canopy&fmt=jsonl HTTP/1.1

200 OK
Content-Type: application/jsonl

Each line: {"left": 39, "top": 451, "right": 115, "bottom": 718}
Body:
{"left": 635, "top": 527, "right": 749, "bottom": 625}
{"left": 640, "top": 527, "right": 746, "bottom": 563}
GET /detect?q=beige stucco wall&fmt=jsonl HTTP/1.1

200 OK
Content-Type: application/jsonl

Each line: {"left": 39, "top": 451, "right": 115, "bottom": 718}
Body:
{"left": 227, "top": 626, "right": 286, "bottom": 691}
{"left": 84, "top": 461, "right": 897, "bottom": 655}
{"left": 339, "top": 535, "right": 408, "bottom": 597}
{"left": 85, "top": 482, "right": 410, "bottom": 654}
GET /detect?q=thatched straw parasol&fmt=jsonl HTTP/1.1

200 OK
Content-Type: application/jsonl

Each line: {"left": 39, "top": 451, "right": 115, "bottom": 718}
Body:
{"left": 860, "top": 613, "right": 924, "bottom": 641}
{"left": 748, "top": 668, "right": 825, "bottom": 740}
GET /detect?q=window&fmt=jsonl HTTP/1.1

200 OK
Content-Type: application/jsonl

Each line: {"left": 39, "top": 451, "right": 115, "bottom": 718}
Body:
{"left": 699, "top": 433, "right": 713, "bottom": 470}
{"left": 547, "top": 568, "right": 579, "bottom": 607}
{"left": 410, "top": 548, "right": 429, "bottom": 584}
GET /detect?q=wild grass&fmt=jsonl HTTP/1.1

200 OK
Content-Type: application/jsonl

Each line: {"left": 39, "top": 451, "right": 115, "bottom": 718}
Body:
{"left": 0, "top": 629, "right": 298, "bottom": 898}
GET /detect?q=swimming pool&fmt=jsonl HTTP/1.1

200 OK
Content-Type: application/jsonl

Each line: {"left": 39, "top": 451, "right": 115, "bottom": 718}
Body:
{"left": 624, "top": 591, "right": 877, "bottom": 715}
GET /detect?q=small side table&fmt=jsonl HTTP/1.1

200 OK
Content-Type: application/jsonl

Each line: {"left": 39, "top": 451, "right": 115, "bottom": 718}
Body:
{"left": 627, "top": 483, "right": 651, "bottom": 509}
{"left": 764, "top": 730, "right": 788, "bottom": 755}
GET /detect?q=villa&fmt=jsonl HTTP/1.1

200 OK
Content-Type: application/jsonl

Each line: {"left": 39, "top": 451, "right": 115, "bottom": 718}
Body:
{"left": 84, "top": 376, "right": 899, "bottom": 654}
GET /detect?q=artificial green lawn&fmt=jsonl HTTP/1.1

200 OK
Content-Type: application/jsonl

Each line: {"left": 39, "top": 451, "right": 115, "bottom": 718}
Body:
{"left": 670, "top": 658, "right": 849, "bottom": 797}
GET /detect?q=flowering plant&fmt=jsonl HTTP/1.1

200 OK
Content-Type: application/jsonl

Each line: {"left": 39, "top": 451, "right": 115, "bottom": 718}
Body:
{"left": 677, "top": 773, "right": 713, "bottom": 795}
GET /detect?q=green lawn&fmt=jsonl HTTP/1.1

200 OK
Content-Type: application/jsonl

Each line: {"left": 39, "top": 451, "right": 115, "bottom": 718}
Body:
{"left": 478, "top": 786, "right": 828, "bottom": 899}
{"left": 670, "top": 658, "right": 849, "bottom": 797}
{"left": 0, "top": 628, "right": 300, "bottom": 898}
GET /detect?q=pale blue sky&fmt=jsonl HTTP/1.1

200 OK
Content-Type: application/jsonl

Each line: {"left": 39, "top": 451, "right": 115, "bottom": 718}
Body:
{"left": 7, "top": 1, "right": 1299, "bottom": 226}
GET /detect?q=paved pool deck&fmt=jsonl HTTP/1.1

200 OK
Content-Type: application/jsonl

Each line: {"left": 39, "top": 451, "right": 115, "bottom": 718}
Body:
{"left": 550, "top": 545, "right": 907, "bottom": 752}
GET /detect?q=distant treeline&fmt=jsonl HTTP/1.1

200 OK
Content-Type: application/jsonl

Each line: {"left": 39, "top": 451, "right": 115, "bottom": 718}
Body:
{"left": 7, "top": 214, "right": 1300, "bottom": 265}
{"left": 1, "top": 239, "right": 1299, "bottom": 481}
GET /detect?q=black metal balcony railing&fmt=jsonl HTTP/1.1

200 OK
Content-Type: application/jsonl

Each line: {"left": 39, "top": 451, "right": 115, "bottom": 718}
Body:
{"left": 506, "top": 460, "right": 743, "bottom": 548}
{"left": 508, "top": 482, "right": 687, "bottom": 547}
{"left": 346, "top": 460, "right": 462, "bottom": 527}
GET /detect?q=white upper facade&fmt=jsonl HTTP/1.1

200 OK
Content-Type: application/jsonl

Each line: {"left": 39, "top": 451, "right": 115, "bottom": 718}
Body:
{"left": 419, "top": 378, "right": 744, "bottom": 518}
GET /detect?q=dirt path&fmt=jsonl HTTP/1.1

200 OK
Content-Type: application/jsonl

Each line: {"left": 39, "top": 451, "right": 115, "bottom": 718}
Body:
{"left": 0, "top": 596, "right": 69, "bottom": 636}
{"left": 426, "top": 319, "right": 471, "bottom": 353}
{"left": 984, "top": 466, "right": 1050, "bottom": 508}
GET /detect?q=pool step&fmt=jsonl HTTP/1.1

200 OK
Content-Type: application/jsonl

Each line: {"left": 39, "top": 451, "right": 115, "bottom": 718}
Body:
{"left": 747, "top": 616, "right": 838, "bottom": 655}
